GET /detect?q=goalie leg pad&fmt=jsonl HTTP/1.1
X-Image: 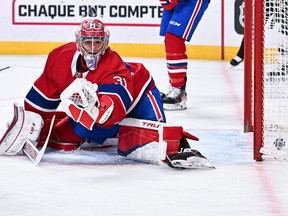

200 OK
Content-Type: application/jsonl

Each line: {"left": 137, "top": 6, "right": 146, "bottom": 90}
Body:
{"left": 0, "top": 103, "right": 43, "bottom": 155}
{"left": 118, "top": 125, "right": 160, "bottom": 164}
{"left": 117, "top": 118, "right": 211, "bottom": 169}
{"left": 117, "top": 118, "right": 188, "bottom": 164}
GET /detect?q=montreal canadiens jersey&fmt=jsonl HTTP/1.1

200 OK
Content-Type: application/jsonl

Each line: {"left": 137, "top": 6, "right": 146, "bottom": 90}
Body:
{"left": 24, "top": 42, "right": 155, "bottom": 128}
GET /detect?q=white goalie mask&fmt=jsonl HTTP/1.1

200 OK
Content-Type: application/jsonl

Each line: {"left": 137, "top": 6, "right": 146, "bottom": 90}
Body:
{"left": 75, "top": 19, "right": 110, "bottom": 70}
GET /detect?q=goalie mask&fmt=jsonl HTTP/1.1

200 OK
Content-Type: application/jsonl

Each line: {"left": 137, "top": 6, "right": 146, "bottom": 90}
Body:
{"left": 75, "top": 19, "right": 110, "bottom": 70}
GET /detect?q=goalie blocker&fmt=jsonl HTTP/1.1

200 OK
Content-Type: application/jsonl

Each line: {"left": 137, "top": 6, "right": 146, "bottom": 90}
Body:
{"left": 0, "top": 104, "right": 214, "bottom": 169}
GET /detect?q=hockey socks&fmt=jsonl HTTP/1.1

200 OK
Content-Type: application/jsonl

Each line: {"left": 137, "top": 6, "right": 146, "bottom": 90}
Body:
{"left": 165, "top": 32, "right": 187, "bottom": 88}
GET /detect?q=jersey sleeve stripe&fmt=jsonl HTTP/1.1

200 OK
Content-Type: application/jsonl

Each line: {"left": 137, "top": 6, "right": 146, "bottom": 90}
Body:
{"left": 98, "top": 84, "right": 132, "bottom": 111}
{"left": 24, "top": 98, "right": 57, "bottom": 113}
{"left": 32, "top": 85, "right": 60, "bottom": 101}
{"left": 25, "top": 86, "right": 60, "bottom": 110}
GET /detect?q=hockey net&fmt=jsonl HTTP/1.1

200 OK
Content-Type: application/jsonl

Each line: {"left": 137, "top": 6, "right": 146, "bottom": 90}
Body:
{"left": 244, "top": 0, "right": 288, "bottom": 161}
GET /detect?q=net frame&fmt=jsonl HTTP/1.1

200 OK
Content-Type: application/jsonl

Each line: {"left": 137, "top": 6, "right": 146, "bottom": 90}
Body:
{"left": 244, "top": 0, "right": 288, "bottom": 161}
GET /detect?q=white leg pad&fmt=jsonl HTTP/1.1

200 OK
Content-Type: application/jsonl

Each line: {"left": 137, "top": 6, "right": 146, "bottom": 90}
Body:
{"left": 118, "top": 118, "right": 181, "bottom": 165}
{"left": 0, "top": 103, "right": 43, "bottom": 155}
{"left": 126, "top": 141, "right": 160, "bottom": 164}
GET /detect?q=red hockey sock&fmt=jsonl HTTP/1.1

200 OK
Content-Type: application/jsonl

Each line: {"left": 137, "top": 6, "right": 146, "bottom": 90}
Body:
{"left": 164, "top": 32, "right": 187, "bottom": 88}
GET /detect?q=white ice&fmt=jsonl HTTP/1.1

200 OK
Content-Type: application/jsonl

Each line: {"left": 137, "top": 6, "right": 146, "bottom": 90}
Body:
{"left": 0, "top": 56, "right": 288, "bottom": 216}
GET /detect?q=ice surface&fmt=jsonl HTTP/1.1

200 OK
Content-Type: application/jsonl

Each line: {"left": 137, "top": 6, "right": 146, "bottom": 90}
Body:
{"left": 0, "top": 56, "right": 288, "bottom": 216}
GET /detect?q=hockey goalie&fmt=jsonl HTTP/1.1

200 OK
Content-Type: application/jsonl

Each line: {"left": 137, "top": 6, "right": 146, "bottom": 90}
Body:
{"left": 0, "top": 18, "right": 214, "bottom": 169}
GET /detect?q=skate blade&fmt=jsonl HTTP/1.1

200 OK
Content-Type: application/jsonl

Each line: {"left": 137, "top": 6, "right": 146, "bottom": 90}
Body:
{"left": 170, "top": 158, "right": 215, "bottom": 169}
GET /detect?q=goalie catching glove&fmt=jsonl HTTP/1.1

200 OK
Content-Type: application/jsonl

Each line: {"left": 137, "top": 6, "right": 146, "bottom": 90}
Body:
{"left": 60, "top": 78, "right": 114, "bottom": 130}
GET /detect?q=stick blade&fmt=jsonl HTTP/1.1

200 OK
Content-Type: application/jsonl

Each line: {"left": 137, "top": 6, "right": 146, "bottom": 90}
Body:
{"left": 23, "top": 115, "right": 56, "bottom": 166}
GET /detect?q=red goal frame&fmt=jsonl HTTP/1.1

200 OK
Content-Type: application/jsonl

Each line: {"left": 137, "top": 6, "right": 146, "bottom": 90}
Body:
{"left": 244, "top": 0, "right": 264, "bottom": 161}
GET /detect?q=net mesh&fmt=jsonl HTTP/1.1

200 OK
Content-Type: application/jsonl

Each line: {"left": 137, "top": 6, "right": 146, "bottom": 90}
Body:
{"left": 261, "top": 0, "right": 288, "bottom": 158}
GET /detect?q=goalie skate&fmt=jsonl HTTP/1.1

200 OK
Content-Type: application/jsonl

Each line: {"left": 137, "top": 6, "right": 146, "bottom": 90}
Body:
{"left": 167, "top": 149, "right": 215, "bottom": 169}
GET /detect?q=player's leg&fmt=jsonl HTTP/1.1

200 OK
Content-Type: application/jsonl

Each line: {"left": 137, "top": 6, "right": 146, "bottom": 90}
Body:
{"left": 127, "top": 87, "right": 166, "bottom": 122}
{"left": 163, "top": 32, "right": 188, "bottom": 110}
{"left": 119, "top": 88, "right": 214, "bottom": 168}
{"left": 118, "top": 118, "right": 214, "bottom": 169}
{"left": 40, "top": 114, "right": 119, "bottom": 151}
{"left": 160, "top": 9, "right": 178, "bottom": 100}
{"left": 118, "top": 87, "right": 165, "bottom": 163}
{"left": 161, "top": 0, "right": 210, "bottom": 110}
{"left": 230, "top": 37, "right": 244, "bottom": 66}
{"left": 43, "top": 116, "right": 85, "bottom": 151}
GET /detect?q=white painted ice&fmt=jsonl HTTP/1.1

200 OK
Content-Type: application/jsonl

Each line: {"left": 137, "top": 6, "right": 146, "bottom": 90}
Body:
{"left": 0, "top": 56, "right": 288, "bottom": 216}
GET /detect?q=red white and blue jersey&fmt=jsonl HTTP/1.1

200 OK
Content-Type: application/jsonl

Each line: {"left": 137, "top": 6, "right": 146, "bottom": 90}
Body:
{"left": 160, "top": 0, "right": 210, "bottom": 41}
{"left": 24, "top": 42, "right": 166, "bottom": 143}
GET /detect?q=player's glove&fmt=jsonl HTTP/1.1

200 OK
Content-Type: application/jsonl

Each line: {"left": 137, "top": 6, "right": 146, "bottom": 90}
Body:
{"left": 159, "top": 0, "right": 179, "bottom": 10}
{"left": 60, "top": 78, "right": 114, "bottom": 130}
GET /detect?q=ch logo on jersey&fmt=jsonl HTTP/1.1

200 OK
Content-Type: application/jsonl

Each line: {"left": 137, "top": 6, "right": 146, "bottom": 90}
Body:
{"left": 114, "top": 76, "right": 127, "bottom": 87}
{"left": 89, "top": 22, "right": 96, "bottom": 28}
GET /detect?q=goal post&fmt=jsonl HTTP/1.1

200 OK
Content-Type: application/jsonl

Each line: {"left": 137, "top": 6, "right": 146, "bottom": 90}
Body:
{"left": 245, "top": 0, "right": 288, "bottom": 161}
{"left": 253, "top": 0, "right": 265, "bottom": 161}
{"left": 243, "top": 0, "right": 254, "bottom": 134}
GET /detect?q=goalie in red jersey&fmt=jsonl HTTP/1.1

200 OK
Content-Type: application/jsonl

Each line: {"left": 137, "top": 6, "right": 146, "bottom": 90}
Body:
{"left": 0, "top": 19, "right": 214, "bottom": 169}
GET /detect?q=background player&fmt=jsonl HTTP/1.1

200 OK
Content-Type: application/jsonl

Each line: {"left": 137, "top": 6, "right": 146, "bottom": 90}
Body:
{"left": 230, "top": 37, "right": 244, "bottom": 67}
{"left": 159, "top": 0, "right": 210, "bottom": 110}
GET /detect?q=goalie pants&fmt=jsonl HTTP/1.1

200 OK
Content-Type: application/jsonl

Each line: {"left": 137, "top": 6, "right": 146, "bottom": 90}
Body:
{"left": 70, "top": 87, "right": 166, "bottom": 144}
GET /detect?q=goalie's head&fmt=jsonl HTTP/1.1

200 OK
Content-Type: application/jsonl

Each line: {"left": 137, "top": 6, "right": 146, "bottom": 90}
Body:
{"left": 75, "top": 19, "right": 110, "bottom": 70}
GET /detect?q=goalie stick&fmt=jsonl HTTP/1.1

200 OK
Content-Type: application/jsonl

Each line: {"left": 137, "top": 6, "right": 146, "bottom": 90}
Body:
{"left": 23, "top": 115, "right": 56, "bottom": 166}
